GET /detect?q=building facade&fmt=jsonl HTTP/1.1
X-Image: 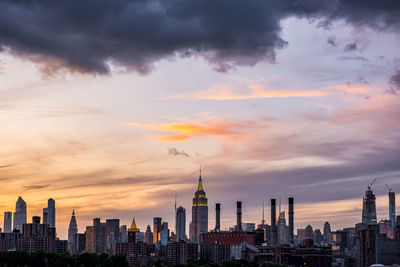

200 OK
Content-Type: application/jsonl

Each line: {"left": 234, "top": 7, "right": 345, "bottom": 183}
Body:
{"left": 362, "top": 186, "right": 377, "bottom": 224}
{"left": 43, "top": 198, "right": 56, "bottom": 228}
{"left": 176, "top": 207, "right": 186, "bottom": 241}
{"left": 191, "top": 172, "right": 208, "bottom": 242}
{"left": 13, "top": 197, "right": 27, "bottom": 232}
{"left": 68, "top": 210, "right": 78, "bottom": 253}
{"left": 3, "top": 212, "right": 12, "bottom": 233}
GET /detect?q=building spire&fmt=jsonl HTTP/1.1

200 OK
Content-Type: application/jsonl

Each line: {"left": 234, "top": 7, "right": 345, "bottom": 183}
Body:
{"left": 197, "top": 167, "right": 204, "bottom": 191}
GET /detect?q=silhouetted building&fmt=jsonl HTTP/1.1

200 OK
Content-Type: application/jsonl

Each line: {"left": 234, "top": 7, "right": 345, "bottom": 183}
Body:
{"left": 43, "top": 198, "right": 55, "bottom": 228}
{"left": 359, "top": 224, "right": 398, "bottom": 266}
{"left": 75, "top": 233, "right": 86, "bottom": 254}
{"left": 144, "top": 225, "right": 153, "bottom": 245}
{"left": 201, "top": 243, "right": 230, "bottom": 264}
{"left": 85, "top": 226, "right": 94, "bottom": 253}
{"left": 323, "top": 222, "right": 332, "bottom": 243}
{"left": 215, "top": 203, "right": 221, "bottom": 231}
{"left": 166, "top": 241, "right": 198, "bottom": 265}
{"left": 13, "top": 197, "right": 27, "bottom": 232}
{"left": 271, "top": 199, "right": 277, "bottom": 245}
{"left": 153, "top": 217, "right": 162, "bottom": 243}
{"left": 68, "top": 210, "right": 78, "bottom": 254}
{"left": 191, "top": 171, "right": 208, "bottom": 242}
{"left": 277, "top": 211, "right": 287, "bottom": 245}
{"left": 120, "top": 225, "right": 127, "bottom": 243}
{"left": 389, "top": 191, "right": 396, "bottom": 227}
{"left": 203, "top": 231, "right": 256, "bottom": 245}
{"left": 362, "top": 185, "right": 377, "bottom": 224}
{"left": 288, "top": 197, "right": 294, "bottom": 244}
{"left": 106, "top": 219, "right": 120, "bottom": 254}
{"left": 128, "top": 217, "right": 139, "bottom": 244}
{"left": 176, "top": 207, "right": 186, "bottom": 241}
{"left": 3, "top": 212, "right": 12, "bottom": 233}
{"left": 93, "top": 218, "right": 106, "bottom": 253}
{"left": 236, "top": 202, "right": 242, "bottom": 232}
{"left": 313, "top": 229, "right": 323, "bottom": 246}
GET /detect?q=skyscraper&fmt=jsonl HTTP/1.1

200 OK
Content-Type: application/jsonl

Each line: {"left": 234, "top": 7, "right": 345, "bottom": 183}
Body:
{"left": 288, "top": 197, "right": 294, "bottom": 244}
{"left": 128, "top": 217, "right": 139, "bottom": 243}
{"left": 106, "top": 219, "right": 120, "bottom": 253}
{"left": 362, "top": 185, "right": 377, "bottom": 224}
{"left": 389, "top": 191, "right": 396, "bottom": 227}
{"left": 3, "top": 212, "right": 12, "bottom": 233}
{"left": 323, "top": 222, "right": 332, "bottom": 243}
{"left": 277, "top": 211, "right": 287, "bottom": 245}
{"left": 153, "top": 217, "right": 162, "bottom": 243}
{"left": 68, "top": 210, "right": 78, "bottom": 253}
{"left": 144, "top": 225, "right": 153, "bottom": 244}
{"left": 43, "top": 198, "right": 56, "bottom": 229}
{"left": 13, "top": 196, "right": 27, "bottom": 232}
{"left": 191, "top": 171, "right": 208, "bottom": 242}
{"left": 176, "top": 207, "right": 186, "bottom": 241}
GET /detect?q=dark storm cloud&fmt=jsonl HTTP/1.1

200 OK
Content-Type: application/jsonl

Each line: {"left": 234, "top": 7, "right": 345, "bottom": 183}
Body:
{"left": 0, "top": 0, "right": 400, "bottom": 74}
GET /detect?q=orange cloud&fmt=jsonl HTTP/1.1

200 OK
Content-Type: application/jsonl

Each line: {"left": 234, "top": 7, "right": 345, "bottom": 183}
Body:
{"left": 169, "top": 83, "right": 325, "bottom": 100}
{"left": 128, "top": 120, "right": 253, "bottom": 142}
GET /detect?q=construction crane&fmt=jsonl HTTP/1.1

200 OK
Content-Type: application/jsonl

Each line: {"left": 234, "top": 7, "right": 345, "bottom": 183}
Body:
{"left": 368, "top": 178, "right": 377, "bottom": 190}
{"left": 385, "top": 183, "right": 392, "bottom": 192}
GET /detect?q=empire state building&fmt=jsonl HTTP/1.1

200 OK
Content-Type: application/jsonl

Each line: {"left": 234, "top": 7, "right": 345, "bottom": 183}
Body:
{"left": 191, "top": 171, "right": 208, "bottom": 242}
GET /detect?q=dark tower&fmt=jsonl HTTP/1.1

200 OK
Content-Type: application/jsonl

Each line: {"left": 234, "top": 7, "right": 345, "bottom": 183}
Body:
{"left": 237, "top": 202, "right": 242, "bottom": 232}
{"left": 362, "top": 183, "right": 377, "bottom": 224}
{"left": 288, "top": 197, "right": 294, "bottom": 244}
{"left": 215, "top": 203, "right": 221, "bottom": 231}
{"left": 271, "top": 199, "right": 277, "bottom": 245}
{"left": 389, "top": 191, "right": 396, "bottom": 227}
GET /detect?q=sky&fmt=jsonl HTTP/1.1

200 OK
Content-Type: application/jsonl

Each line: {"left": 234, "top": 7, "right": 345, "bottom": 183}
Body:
{"left": 1, "top": 0, "right": 400, "bottom": 239}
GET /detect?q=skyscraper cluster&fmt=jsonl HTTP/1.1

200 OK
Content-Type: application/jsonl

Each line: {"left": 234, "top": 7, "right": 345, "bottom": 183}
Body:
{"left": 0, "top": 197, "right": 67, "bottom": 253}
{"left": 1, "top": 176, "right": 400, "bottom": 267}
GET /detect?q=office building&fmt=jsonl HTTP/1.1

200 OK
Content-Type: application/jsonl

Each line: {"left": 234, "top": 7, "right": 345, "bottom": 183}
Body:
{"left": 144, "top": 225, "right": 153, "bottom": 244}
{"left": 3, "top": 212, "right": 12, "bottom": 233}
{"left": 13, "top": 197, "right": 27, "bottom": 232}
{"left": 68, "top": 210, "right": 78, "bottom": 254}
{"left": 153, "top": 217, "right": 162, "bottom": 243}
{"left": 191, "top": 171, "right": 208, "bottom": 242}
{"left": 176, "top": 207, "right": 186, "bottom": 241}
{"left": 43, "top": 198, "right": 56, "bottom": 228}
{"left": 362, "top": 185, "right": 377, "bottom": 224}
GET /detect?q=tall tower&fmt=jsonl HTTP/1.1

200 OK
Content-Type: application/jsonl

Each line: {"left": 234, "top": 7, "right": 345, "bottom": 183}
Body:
{"left": 68, "top": 210, "right": 78, "bottom": 254}
{"left": 176, "top": 207, "right": 186, "bottom": 241}
{"left": 271, "top": 199, "right": 277, "bottom": 245}
{"left": 3, "top": 212, "right": 12, "bottom": 233}
{"left": 128, "top": 217, "right": 139, "bottom": 243}
{"left": 43, "top": 198, "right": 56, "bottom": 228}
{"left": 288, "top": 197, "right": 294, "bottom": 244}
{"left": 277, "top": 211, "right": 287, "bottom": 245}
{"left": 236, "top": 202, "right": 242, "bottom": 232}
{"left": 323, "top": 222, "right": 331, "bottom": 243}
{"left": 191, "top": 170, "right": 208, "bottom": 242}
{"left": 215, "top": 203, "right": 221, "bottom": 231}
{"left": 389, "top": 191, "right": 396, "bottom": 227}
{"left": 153, "top": 217, "right": 162, "bottom": 243}
{"left": 13, "top": 196, "right": 27, "bottom": 232}
{"left": 362, "top": 184, "right": 377, "bottom": 224}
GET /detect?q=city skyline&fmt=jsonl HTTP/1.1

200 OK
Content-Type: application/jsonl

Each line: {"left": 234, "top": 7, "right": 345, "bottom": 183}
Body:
{"left": 1, "top": 0, "right": 400, "bottom": 244}
{"left": 0, "top": 174, "right": 398, "bottom": 240}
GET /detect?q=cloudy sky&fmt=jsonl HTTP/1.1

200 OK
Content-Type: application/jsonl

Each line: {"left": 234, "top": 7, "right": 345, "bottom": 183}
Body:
{"left": 1, "top": 0, "right": 400, "bottom": 239}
